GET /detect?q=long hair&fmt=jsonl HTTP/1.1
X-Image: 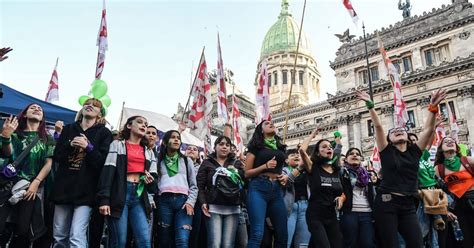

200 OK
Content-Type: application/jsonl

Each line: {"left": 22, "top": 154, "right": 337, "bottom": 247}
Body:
{"left": 75, "top": 98, "right": 107, "bottom": 125}
{"left": 310, "top": 139, "right": 340, "bottom": 172}
{"left": 247, "top": 120, "right": 286, "bottom": 152}
{"left": 120, "top": 115, "right": 149, "bottom": 147}
{"left": 434, "top": 137, "right": 462, "bottom": 165}
{"left": 16, "top": 103, "right": 48, "bottom": 140}
{"left": 158, "top": 130, "right": 186, "bottom": 163}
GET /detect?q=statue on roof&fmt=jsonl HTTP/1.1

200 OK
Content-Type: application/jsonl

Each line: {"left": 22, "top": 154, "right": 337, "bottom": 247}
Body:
{"left": 398, "top": 0, "right": 412, "bottom": 19}
{"left": 334, "top": 29, "right": 355, "bottom": 44}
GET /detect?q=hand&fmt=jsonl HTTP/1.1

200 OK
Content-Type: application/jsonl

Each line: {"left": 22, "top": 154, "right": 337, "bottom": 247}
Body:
{"left": 430, "top": 89, "right": 447, "bottom": 106}
{"left": 335, "top": 136, "right": 342, "bottom": 145}
{"left": 71, "top": 134, "right": 88, "bottom": 149}
{"left": 277, "top": 174, "right": 289, "bottom": 186}
{"left": 144, "top": 171, "right": 154, "bottom": 184}
{"left": 1, "top": 115, "right": 18, "bottom": 138}
{"left": 151, "top": 202, "right": 157, "bottom": 209}
{"left": 0, "top": 47, "right": 13, "bottom": 62}
{"left": 447, "top": 211, "right": 457, "bottom": 222}
{"left": 99, "top": 205, "right": 111, "bottom": 216}
{"left": 54, "top": 120, "right": 64, "bottom": 133}
{"left": 24, "top": 179, "right": 40, "bottom": 201}
{"left": 356, "top": 90, "right": 371, "bottom": 102}
{"left": 265, "top": 156, "right": 277, "bottom": 169}
{"left": 201, "top": 203, "right": 211, "bottom": 217}
{"left": 334, "top": 196, "right": 344, "bottom": 210}
{"left": 183, "top": 202, "right": 194, "bottom": 216}
{"left": 310, "top": 127, "right": 320, "bottom": 138}
{"left": 435, "top": 114, "right": 444, "bottom": 127}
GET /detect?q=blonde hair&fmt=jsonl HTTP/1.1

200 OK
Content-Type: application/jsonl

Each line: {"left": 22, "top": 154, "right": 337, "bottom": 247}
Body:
{"left": 75, "top": 98, "right": 107, "bottom": 124}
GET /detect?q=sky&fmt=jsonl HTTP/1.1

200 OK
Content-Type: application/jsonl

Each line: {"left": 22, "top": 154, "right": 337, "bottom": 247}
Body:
{"left": 0, "top": 0, "right": 450, "bottom": 128}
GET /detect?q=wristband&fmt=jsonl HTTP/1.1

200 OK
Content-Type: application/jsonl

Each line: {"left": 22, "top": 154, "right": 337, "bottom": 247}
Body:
{"left": 365, "top": 100, "right": 375, "bottom": 109}
{"left": 265, "top": 163, "right": 268, "bottom": 169}
{"left": 86, "top": 143, "right": 94, "bottom": 152}
{"left": 428, "top": 104, "right": 439, "bottom": 114}
{"left": 34, "top": 178, "right": 42, "bottom": 183}
{"left": 1, "top": 136, "right": 11, "bottom": 145}
{"left": 296, "top": 166, "right": 305, "bottom": 174}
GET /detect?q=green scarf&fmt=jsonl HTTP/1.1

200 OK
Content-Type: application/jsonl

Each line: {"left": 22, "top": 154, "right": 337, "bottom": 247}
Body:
{"left": 287, "top": 165, "right": 295, "bottom": 173}
{"left": 263, "top": 138, "right": 277, "bottom": 150}
{"left": 136, "top": 175, "right": 145, "bottom": 197}
{"left": 444, "top": 156, "right": 461, "bottom": 172}
{"left": 164, "top": 153, "right": 179, "bottom": 177}
{"left": 227, "top": 167, "right": 244, "bottom": 186}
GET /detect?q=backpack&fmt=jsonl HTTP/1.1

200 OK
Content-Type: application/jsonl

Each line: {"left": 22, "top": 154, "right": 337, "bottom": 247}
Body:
{"left": 208, "top": 160, "right": 243, "bottom": 206}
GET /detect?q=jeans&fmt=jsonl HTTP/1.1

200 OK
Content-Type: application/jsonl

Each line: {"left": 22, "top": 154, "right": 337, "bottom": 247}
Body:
{"left": 306, "top": 212, "right": 342, "bottom": 248}
{"left": 287, "top": 200, "right": 310, "bottom": 248}
{"left": 373, "top": 193, "right": 422, "bottom": 248}
{"left": 235, "top": 208, "right": 248, "bottom": 248}
{"left": 52, "top": 205, "right": 92, "bottom": 248}
{"left": 247, "top": 176, "right": 288, "bottom": 248}
{"left": 340, "top": 211, "right": 375, "bottom": 248}
{"left": 207, "top": 212, "right": 239, "bottom": 248}
{"left": 107, "top": 182, "right": 151, "bottom": 248}
{"left": 156, "top": 193, "right": 193, "bottom": 248}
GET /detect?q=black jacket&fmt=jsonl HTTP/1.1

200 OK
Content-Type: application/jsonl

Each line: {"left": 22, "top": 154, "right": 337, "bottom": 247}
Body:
{"left": 52, "top": 122, "right": 112, "bottom": 206}
{"left": 196, "top": 153, "right": 245, "bottom": 205}
{"left": 340, "top": 166, "right": 377, "bottom": 213}
{"left": 97, "top": 140, "right": 158, "bottom": 219}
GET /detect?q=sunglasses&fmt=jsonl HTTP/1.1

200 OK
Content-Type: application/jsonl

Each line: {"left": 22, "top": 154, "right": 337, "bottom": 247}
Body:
{"left": 388, "top": 127, "right": 407, "bottom": 134}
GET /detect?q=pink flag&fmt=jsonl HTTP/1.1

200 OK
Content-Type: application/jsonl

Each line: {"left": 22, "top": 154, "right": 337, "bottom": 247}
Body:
{"left": 370, "top": 143, "right": 381, "bottom": 174}
{"left": 232, "top": 94, "right": 243, "bottom": 152}
{"left": 378, "top": 36, "right": 408, "bottom": 128}
{"left": 188, "top": 51, "right": 213, "bottom": 154}
{"left": 216, "top": 33, "right": 228, "bottom": 122}
{"left": 343, "top": 0, "right": 359, "bottom": 24}
{"left": 45, "top": 58, "right": 59, "bottom": 102}
{"left": 447, "top": 104, "right": 459, "bottom": 142}
{"left": 255, "top": 61, "right": 271, "bottom": 124}
{"left": 95, "top": 0, "right": 108, "bottom": 79}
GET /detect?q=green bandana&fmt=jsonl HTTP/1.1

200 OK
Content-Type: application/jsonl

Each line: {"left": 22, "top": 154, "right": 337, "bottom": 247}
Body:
{"left": 444, "top": 156, "right": 461, "bottom": 172}
{"left": 164, "top": 153, "right": 179, "bottom": 177}
{"left": 287, "top": 165, "right": 295, "bottom": 173}
{"left": 263, "top": 138, "right": 277, "bottom": 150}
{"left": 227, "top": 167, "right": 244, "bottom": 186}
{"left": 136, "top": 175, "right": 145, "bottom": 197}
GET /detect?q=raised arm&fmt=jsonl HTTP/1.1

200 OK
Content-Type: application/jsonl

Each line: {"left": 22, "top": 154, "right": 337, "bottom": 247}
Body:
{"left": 300, "top": 127, "right": 319, "bottom": 153}
{"left": 417, "top": 89, "right": 446, "bottom": 150}
{"left": 298, "top": 148, "right": 313, "bottom": 173}
{"left": 356, "top": 91, "right": 388, "bottom": 151}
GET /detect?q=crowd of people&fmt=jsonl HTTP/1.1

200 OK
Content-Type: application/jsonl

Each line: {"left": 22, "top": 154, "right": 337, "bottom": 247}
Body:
{"left": 0, "top": 47, "right": 473, "bottom": 248}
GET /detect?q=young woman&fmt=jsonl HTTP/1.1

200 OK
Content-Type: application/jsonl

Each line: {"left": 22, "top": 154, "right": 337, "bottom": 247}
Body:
{"left": 340, "top": 148, "right": 377, "bottom": 248}
{"left": 0, "top": 103, "right": 55, "bottom": 247}
{"left": 282, "top": 151, "right": 311, "bottom": 248}
{"left": 97, "top": 116, "right": 157, "bottom": 248}
{"left": 156, "top": 130, "right": 198, "bottom": 248}
{"left": 435, "top": 137, "right": 474, "bottom": 247}
{"left": 197, "top": 136, "right": 245, "bottom": 248}
{"left": 52, "top": 98, "right": 112, "bottom": 247}
{"left": 298, "top": 128, "right": 345, "bottom": 248}
{"left": 356, "top": 89, "right": 446, "bottom": 247}
{"left": 244, "top": 120, "right": 288, "bottom": 248}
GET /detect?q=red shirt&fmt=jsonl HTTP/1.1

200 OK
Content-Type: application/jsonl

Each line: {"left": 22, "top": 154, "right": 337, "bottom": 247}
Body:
{"left": 126, "top": 142, "right": 145, "bottom": 173}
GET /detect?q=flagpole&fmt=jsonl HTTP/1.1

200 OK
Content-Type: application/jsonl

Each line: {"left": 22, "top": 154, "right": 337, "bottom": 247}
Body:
{"left": 231, "top": 84, "right": 235, "bottom": 141}
{"left": 363, "top": 22, "right": 374, "bottom": 101}
{"left": 182, "top": 46, "right": 205, "bottom": 123}
{"left": 283, "top": 0, "right": 307, "bottom": 143}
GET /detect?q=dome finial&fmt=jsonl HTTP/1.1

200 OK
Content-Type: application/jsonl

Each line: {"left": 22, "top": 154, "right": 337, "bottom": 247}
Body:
{"left": 280, "top": 0, "right": 291, "bottom": 18}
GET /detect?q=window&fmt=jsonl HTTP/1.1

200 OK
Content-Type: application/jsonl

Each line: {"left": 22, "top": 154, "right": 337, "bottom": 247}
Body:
{"left": 435, "top": 45, "right": 450, "bottom": 63}
{"left": 282, "top": 70, "right": 288, "bottom": 84}
{"left": 407, "top": 110, "right": 416, "bottom": 128}
{"left": 448, "top": 101, "right": 456, "bottom": 119}
{"left": 315, "top": 117, "right": 323, "bottom": 124}
{"left": 273, "top": 71, "right": 278, "bottom": 85}
{"left": 402, "top": 56, "right": 413, "bottom": 72}
{"left": 370, "top": 67, "right": 379, "bottom": 81}
{"left": 291, "top": 70, "right": 296, "bottom": 84}
{"left": 357, "top": 66, "right": 378, "bottom": 85}
{"left": 295, "top": 122, "right": 303, "bottom": 129}
{"left": 425, "top": 49, "right": 434, "bottom": 66}
{"left": 299, "top": 71, "right": 304, "bottom": 85}
{"left": 268, "top": 74, "right": 272, "bottom": 87}
{"left": 393, "top": 60, "right": 402, "bottom": 74}
{"left": 367, "top": 120, "right": 374, "bottom": 137}
{"left": 440, "top": 103, "right": 448, "bottom": 118}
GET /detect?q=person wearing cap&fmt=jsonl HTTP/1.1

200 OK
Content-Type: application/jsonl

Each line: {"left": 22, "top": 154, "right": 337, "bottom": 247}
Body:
{"left": 51, "top": 98, "right": 112, "bottom": 247}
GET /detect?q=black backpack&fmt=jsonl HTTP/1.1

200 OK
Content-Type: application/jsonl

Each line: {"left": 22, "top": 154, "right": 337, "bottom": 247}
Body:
{"left": 208, "top": 161, "right": 243, "bottom": 206}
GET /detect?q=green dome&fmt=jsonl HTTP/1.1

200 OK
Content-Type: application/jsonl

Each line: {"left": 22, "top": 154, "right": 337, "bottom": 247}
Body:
{"left": 260, "top": 0, "right": 311, "bottom": 58}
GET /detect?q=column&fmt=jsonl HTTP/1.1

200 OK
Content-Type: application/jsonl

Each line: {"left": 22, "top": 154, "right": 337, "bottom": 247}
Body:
{"left": 353, "top": 114, "right": 362, "bottom": 149}
{"left": 459, "top": 88, "right": 474, "bottom": 146}
{"left": 338, "top": 117, "right": 349, "bottom": 153}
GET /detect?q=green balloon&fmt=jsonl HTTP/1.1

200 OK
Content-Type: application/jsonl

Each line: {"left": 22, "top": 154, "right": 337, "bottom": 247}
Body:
{"left": 91, "top": 79, "right": 108, "bottom": 99}
{"left": 459, "top": 144, "right": 468, "bottom": 156}
{"left": 102, "top": 107, "right": 108, "bottom": 117}
{"left": 79, "top": 95, "right": 90, "bottom": 106}
{"left": 100, "top": 95, "right": 112, "bottom": 107}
